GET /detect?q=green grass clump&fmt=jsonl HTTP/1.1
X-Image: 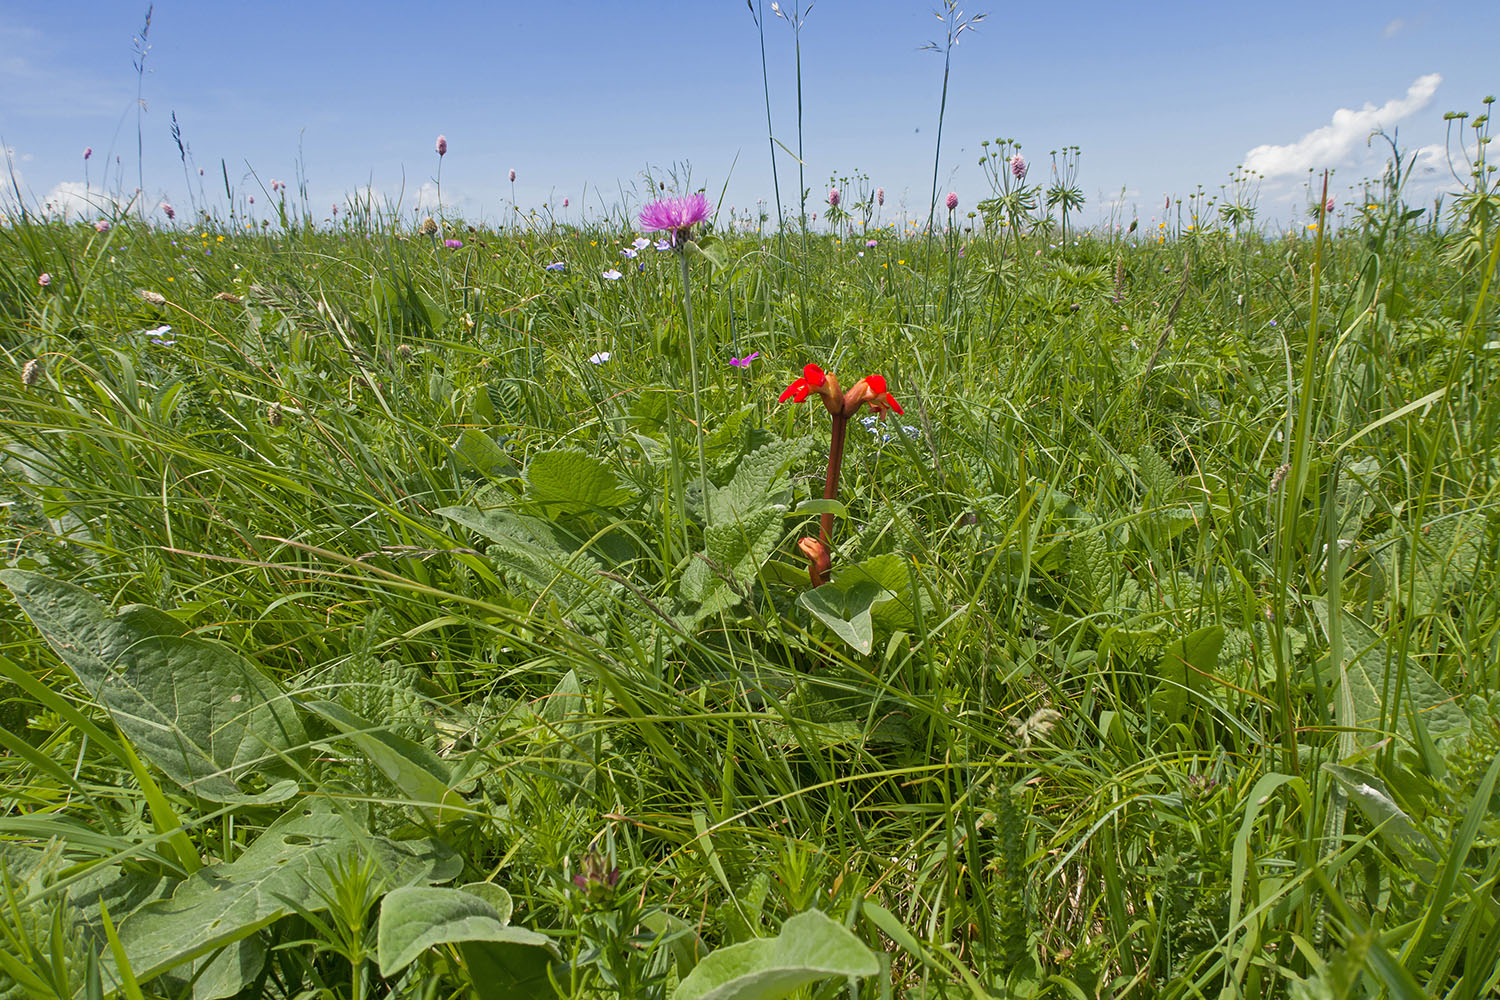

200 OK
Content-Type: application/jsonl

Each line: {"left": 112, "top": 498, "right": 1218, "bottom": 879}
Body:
{"left": 1, "top": 179, "right": 1498, "bottom": 999}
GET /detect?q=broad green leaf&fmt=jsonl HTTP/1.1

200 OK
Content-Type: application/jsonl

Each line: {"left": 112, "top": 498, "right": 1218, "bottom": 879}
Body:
{"left": 452, "top": 428, "right": 512, "bottom": 476}
{"left": 117, "top": 799, "right": 459, "bottom": 986}
{"left": 376, "top": 886, "right": 555, "bottom": 978}
{"left": 524, "top": 449, "right": 633, "bottom": 514}
{"left": 0, "top": 571, "right": 307, "bottom": 802}
{"left": 673, "top": 908, "right": 879, "bottom": 1000}
{"left": 832, "top": 553, "right": 933, "bottom": 632}
{"left": 302, "top": 700, "right": 463, "bottom": 826}
{"left": 1311, "top": 601, "right": 1470, "bottom": 747}
{"left": 798, "top": 580, "right": 886, "bottom": 656}
{"left": 460, "top": 883, "right": 514, "bottom": 924}
{"left": 1323, "top": 764, "right": 1439, "bottom": 880}
{"left": 682, "top": 509, "right": 783, "bottom": 617}
{"left": 1155, "top": 625, "right": 1224, "bottom": 725}
{"left": 708, "top": 438, "right": 805, "bottom": 524}
{"left": 792, "top": 499, "right": 847, "bottom": 519}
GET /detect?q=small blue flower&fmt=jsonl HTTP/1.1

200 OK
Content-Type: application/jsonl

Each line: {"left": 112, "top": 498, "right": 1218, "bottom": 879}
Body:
{"left": 545, "top": 261, "right": 566, "bottom": 271}
{"left": 601, "top": 268, "right": 623, "bottom": 281}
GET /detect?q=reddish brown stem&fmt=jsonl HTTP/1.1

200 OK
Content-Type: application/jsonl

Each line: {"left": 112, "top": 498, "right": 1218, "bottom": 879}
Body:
{"left": 805, "top": 410, "right": 849, "bottom": 586}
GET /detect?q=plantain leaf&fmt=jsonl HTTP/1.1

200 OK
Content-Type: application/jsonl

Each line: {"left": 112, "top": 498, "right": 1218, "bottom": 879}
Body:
{"left": 674, "top": 908, "right": 879, "bottom": 1000}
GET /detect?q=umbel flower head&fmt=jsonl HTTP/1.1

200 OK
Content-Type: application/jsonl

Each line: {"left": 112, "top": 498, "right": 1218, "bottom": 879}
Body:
{"left": 639, "top": 193, "right": 711, "bottom": 247}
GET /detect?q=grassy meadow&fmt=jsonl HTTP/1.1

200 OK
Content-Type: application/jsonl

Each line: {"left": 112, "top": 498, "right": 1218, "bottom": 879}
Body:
{"left": 2, "top": 124, "right": 1500, "bottom": 999}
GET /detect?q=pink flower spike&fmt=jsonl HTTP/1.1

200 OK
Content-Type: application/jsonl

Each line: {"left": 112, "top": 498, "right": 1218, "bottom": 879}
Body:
{"left": 876, "top": 187, "right": 885, "bottom": 206}
{"left": 946, "top": 191, "right": 959, "bottom": 212}
{"left": 1010, "top": 154, "right": 1027, "bottom": 179}
{"left": 436, "top": 134, "right": 448, "bottom": 156}
{"left": 509, "top": 168, "right": 516, "bottom": 182}
{"left": 828, "top": 187, "right": 840, "bottom": 207}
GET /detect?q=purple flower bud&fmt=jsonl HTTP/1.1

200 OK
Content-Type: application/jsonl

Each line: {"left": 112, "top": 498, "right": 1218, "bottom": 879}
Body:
{"left": 1010, "top": 154, "right": 1027, "bottom": 179}
{"left": 83, "top": 147, "right": 92, "bottom": 160}
{"left": 828, "top": 187, "right": 840, "bottom": 207}
{"left": 436, "top": 134, "right": 447, "bottom": 156}
{"left": 876, "top": 187, "right": 885, "bottom": 207}
{"left": 509, "top": 169, "right": 516, "bottom": 182}
{"left": 946, "top": 191, "right": 959, "bottom": 212}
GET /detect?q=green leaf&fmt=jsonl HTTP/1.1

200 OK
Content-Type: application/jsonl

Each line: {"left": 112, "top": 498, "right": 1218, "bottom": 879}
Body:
{"left": 1155, "top": 626, "right": 1224, "bottom": 725}
{"left": 832, "top": 553, "right": 933, "bottom": 632}
{"left": 682, "top": 509, "right": 783, "bottom": 617}
{"left": 673, "top": 908, "right": 879, "bottom": 1000}
{"left": 117, "top": 800, "right": 459, "bottom": 986}
{"left": 376, "top": 886, "right": 555, "bottom": 979}
{"left": 459, "top": 883, "right": 514, "bottom": 924}
{"left": 687, "top": 234, "right": 728, "bottom": 272}
{"left": 0, "top": 571, "right": 307, "bottom": 802}
{"left": 1323, "top": 764, "right": 1440, "bottom": 879}
{"left": 524, "top": 449, "right": 633, "bottom": 515}
{"left": 798, "top": 580, "right": 886, "bottom": 656}
{"left": 452, "top": 428, "right": 512, "bottom": 476}
{"left": 1311, "top": 601, "right": 1471, "bottom": 747}
{"left": 302, "top": 700, "right": 464, "bottom": 826}
{"left": 792, "top": 498, "right": 847, "bottom": 519}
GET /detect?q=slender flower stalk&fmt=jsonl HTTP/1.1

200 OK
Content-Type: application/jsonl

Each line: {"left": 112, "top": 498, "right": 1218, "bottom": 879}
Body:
{"left": 779, "top": 364, "right": 903, "bottom": 584}
{"left": 640, "top": 193, "right": 714, "bottom": 522}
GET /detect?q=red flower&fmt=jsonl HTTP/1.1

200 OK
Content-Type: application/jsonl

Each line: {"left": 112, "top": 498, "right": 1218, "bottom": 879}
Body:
{"left": 864, "top": 374, "right": 904, "bottom": 417}
{"left": 778, "top": 363, "right": 828, "bottom": 403}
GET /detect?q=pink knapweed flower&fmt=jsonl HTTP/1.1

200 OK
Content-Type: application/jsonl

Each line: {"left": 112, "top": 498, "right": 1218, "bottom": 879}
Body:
{"left": 83, "top": 147, "right": 93, "bottom": 160}
{"left": 198, "top": 167, "right": 204, "bottom": 176}
{"left": 436, "top": 134, "right": 448, "bottom": 156}
{"left": 828, "top": 187, "right": 840, "bottom": 207}
{"left": 38, "top": 272, "right": 51, "bottom": 287}
{"left": 95, "top": 220, "right": 110, "bottom": 233}
{"left": 877, "top": 187, "right": 885, "bottom": 207}
{"left": 729, "top": 352, "right": 760, "bottom": 368}
{"left": 443, "top": 238, "right": 463, "bottom": 249}
{"left": 508, "top": 168, "right": 516, "bottom": 182}
{"left": 1010, "top": 154, "right": 1027, "bottom": 179}
{"left": 638, "top": 193, "right": 711, "bottom": 246}
{"left": 1324, "top": 198, "right": 1335, "bottom": 214}
{"left": 946, "top": 192, "right": 959, "bottom": 211}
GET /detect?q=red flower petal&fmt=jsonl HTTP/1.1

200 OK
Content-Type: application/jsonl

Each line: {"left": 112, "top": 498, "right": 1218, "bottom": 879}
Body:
{"left": 777, "top": 377, "right": 805, "bottom": 403}
{"left": 865, "top": 374, "right": 887, "bottom": 395}
{"left": 802, "top": 363, "right": 826, "bottom": 387}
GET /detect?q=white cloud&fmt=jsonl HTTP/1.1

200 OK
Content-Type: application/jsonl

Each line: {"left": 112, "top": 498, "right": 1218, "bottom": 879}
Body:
{"left": 41, "top": 181, "right": 123, "bottom": 221}
{"left": 1243, "top": 74, "right": 1442, "bottom": 178}
{"left": 1382, "top": 18, "right": 1406, "bottom": 38}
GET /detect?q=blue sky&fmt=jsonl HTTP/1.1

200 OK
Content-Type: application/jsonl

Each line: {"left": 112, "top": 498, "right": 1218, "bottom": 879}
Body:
{"left": 1, "top": 1, "right": 1495, "bottom": 229}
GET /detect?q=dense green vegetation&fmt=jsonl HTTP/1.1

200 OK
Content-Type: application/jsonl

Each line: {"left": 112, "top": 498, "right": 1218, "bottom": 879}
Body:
{"left": 1, "top": 152, "right": 1499, "bottom": 998}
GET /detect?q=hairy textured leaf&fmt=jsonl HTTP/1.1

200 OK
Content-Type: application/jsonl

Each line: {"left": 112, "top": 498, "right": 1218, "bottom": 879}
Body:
{"left": 524, "top": 449, "right": 633, "bottom": 514}
{"left": 1155, "top": 625, "right": 1225, "bottom": 725}
{"left": 376, "top": 886, "right": 554, "bottom": 978}
{"left": 682, "top": 509, "right": 782, "bottom": 617}
{"left": 674, "top": 908, "right": 879, "bottom": 1000}
{"left": 0, "top": 571, "right": 306, "bottom": 802}
{"left": 117, "top": 800, "right": 459, "bottom": 986}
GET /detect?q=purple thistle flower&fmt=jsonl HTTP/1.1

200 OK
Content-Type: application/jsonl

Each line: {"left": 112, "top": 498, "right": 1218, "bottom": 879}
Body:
{"left": 83, "top": 147, "right": 93, "bottom": 160}
{"left": 1010, "top": 154, "right": 1027, "bottom": 179}
{"left": 638, "top": 193, "right": 711, "bottom": 246}
{"left": 946, "top": 191, "right": 959, "bottom": 212}
{"left": 248, "top": 196, "right": 254, "bottom": 204}
{"left": 436, "top": 134, "right": 447, "bottom": 156}
{"left": 828, "top": 187, "right": 840, "bottom": 207}
{"left": 545, "top": 261, "right": 565, "bottom": 271}
{"left": 601, "top": 268, "right": 623, "bottom": 281}
{"left": 563, "top": 197, "right": 569, "bottom": 208}
{"left": 161, "top": 202, "right": 175, "bottom": 220}
{"left": 729, "top": 352, "right": 760, "bottom": 367}
{"left": 443, "top": 238, "right": 463, "bottom": 249}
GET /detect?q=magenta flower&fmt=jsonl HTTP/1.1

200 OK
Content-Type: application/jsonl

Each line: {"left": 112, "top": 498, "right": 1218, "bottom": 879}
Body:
{"left": 161, "top": 202, "right": 175, "bottom": 220}
{"left": 946, "top": 192, "right": 959, "bottom": 211}
{"left": 877, "top": 187, "right": 885, "bottom": 207}
{"left": 866, "top": 239, "right": 878, "bottom": 247}
{"left": 249, "top": 196, "right": 254, "bottom": 204}
{"left": 828, "top": 187, "right": 840, "bottom": 207}
{"left": 562, "top": 197, "right": 569, "bottom": 208}
{"left": 95, "top": 220, "right": 110, "bottom": 233}
{"left": 443, "top": 238, "right": 463, "bottom": 249}
{"left": 729, "top": 352, "right": 760, "bottom": 368}
{"left": 508, "top": 168, "right": 516, "bottom": 182}
{"left": 83, "top": 147, "right": 92, "bottom": 160}
{"left": 38, "top": 272, "right": 51, "bottom": 287}
{"left": 639, "top": 193, "right": 711, "bottom": 246}
{"left": 1010, "top": 154, "right": 1027, "bottom": 179}
{"left": 436, "top": 134, "right": 448, "bottom": 156}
